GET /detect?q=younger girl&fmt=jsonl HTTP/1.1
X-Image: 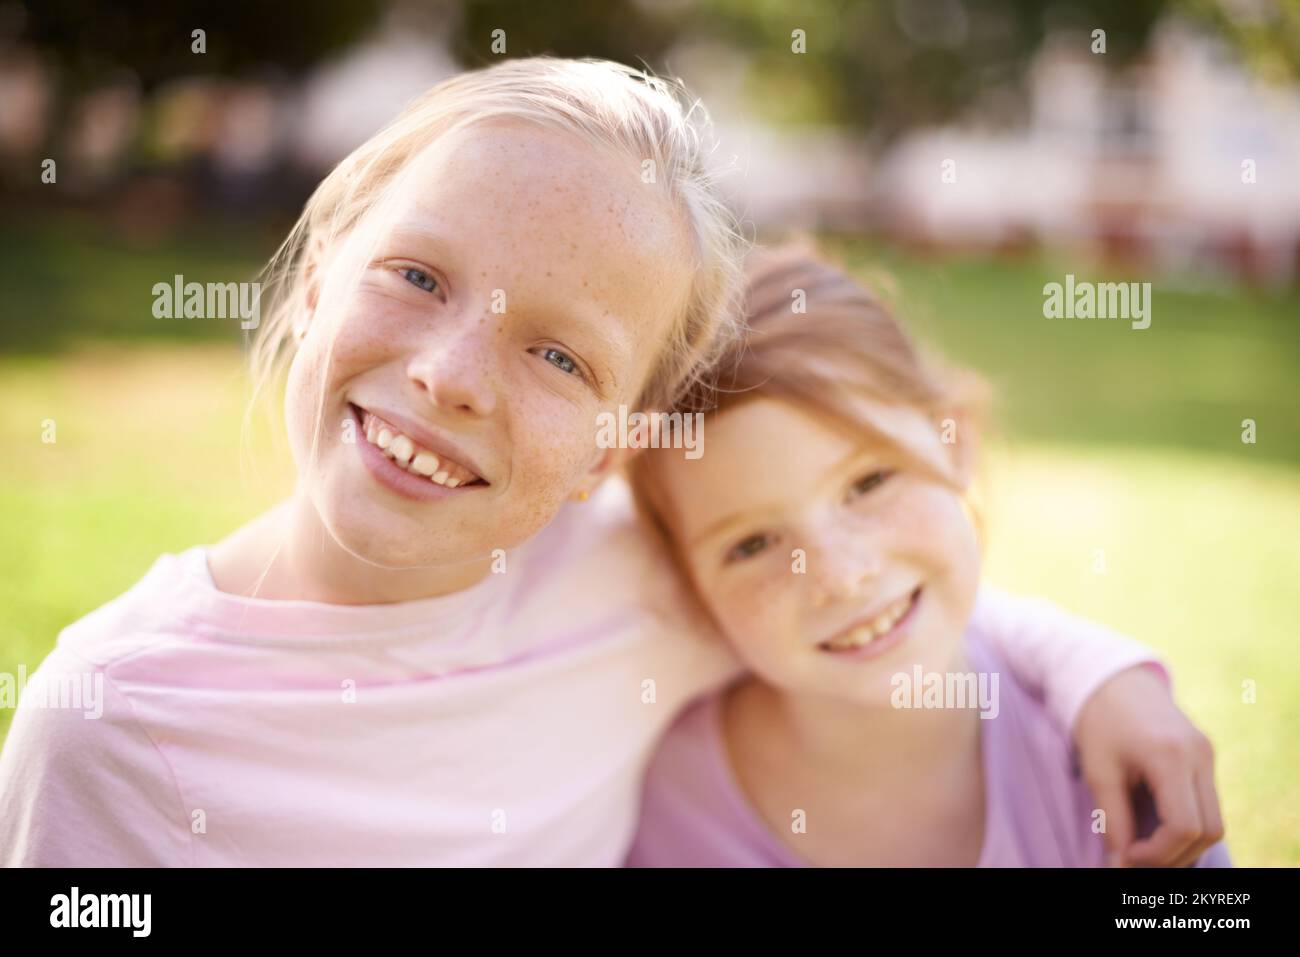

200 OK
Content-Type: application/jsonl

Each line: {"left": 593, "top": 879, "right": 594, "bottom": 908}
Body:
{"left": 0, "top": 60, "right": 1218, "bottom": 866}
{"left": 626, "top": 245, "right": 1230, "bottom": 867}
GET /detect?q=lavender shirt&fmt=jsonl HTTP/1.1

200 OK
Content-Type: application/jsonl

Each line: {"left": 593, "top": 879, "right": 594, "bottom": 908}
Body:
{"left": 626, "top": 632, "right": 1231, "bottom": 867}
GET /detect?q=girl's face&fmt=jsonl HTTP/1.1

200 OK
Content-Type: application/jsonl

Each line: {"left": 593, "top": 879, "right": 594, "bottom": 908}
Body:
{"left": 654, "top": 397, "right": 981, "bottom": 706}
{"left": 286, "top": 119, "right": 693, "bottom": 569}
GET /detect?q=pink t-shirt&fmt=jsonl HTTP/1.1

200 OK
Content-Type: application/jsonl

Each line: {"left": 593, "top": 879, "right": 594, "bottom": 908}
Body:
{"left": 0, "top": 480, "right": 1162, "bottom": 866}
{"left": 626, "top": 627, "right": 1231, "bottom": 868}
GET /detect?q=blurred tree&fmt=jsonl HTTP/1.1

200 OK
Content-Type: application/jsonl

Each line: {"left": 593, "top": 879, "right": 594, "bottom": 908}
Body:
{"left": 451, "top": 0, "right": 1300, "bottom": 143}
{"left": 678, "top": 0, "right": 1274, "bottom": 141}
{"left": 14, "top": 0, "right": 1298, "bottom": 147}
{"left": 16, "top": 0, "right": 386, "bottom": 92}
{"left": 449, "top": 0, "right": 679, "bottom": 68}
{"left": 1184, "top": 0, "right": 1300, "bottom": 85}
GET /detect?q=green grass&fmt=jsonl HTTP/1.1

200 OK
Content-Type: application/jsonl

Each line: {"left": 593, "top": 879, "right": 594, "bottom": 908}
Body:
{"left": 978, "top": 443, "right": 1300, "bottom": 868}
{"left": 0, "top": 346, "right": 293, "bottom": 705}
{"left": 1, "top": 219, "right": 1297, "bottom": 864}
{"left": 0, "top": 211, "right": 278, "bottom": 352}
{"left": 831, "top": 237, "right": 1300, "bottom": 468}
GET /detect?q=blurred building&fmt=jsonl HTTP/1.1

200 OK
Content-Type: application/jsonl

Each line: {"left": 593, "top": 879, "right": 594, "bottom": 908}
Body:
{"left": 866, "top": 21, "right": 1300, "bottom": 284}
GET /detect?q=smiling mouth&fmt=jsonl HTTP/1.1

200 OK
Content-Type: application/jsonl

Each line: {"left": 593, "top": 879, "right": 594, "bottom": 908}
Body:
{"left": 351, "top": 404, "right": 488, "bottom": 489}
{"left": 818, "top": 587, "right": 922, "bottom": 653}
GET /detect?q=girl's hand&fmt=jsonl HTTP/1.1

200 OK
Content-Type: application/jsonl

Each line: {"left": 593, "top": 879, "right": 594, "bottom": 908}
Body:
{"left": 1075, "top": 665, "right": 1225, "bottom": 867}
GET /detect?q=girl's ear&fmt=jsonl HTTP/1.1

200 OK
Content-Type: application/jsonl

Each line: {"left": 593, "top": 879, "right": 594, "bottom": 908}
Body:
{"left": 570, "top": 409, "right": 659, "bottom": 502}
{"left": 294, "top": 236, "right": 331, "bottom": 340}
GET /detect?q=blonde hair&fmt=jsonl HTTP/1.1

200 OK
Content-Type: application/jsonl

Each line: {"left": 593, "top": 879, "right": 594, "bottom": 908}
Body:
{"left": 247, "top": 56, "right": 748, "bottom": 424}
{"left": 629, "top": 240, "right": 990, "bottom": 558}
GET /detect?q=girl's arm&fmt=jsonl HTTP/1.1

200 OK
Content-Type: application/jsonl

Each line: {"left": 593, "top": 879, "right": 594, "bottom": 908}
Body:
{"left": 973, "top": 586, "right": 1167, "bottom": 730}
{"left": 0, "top": 647, "right": 192, "bottom": 866}
{"left": 974, "top": 586, "right": 1225, "bottom": 867}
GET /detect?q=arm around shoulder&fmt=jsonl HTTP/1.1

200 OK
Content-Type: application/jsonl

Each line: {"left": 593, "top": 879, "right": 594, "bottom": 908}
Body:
{"left": 973, "top": 585, "right": 1167, "bottom": 732}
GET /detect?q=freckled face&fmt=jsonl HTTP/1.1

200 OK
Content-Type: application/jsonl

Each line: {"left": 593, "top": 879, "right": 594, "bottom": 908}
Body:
{"left": 286, "top": 119, "right": 694, "bottom": 568}
{"left": 653, "top": 398, "right": 982, "bottom": 706}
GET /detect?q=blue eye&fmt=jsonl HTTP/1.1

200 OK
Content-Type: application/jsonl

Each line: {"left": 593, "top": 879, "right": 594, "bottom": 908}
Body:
{"left": 725, "top": 534, "right": 771, "bottom": 564}
{"left": 540, "top": 348, "right": 579, "bottom": 376}
{"left": 401, "top": 268, "right": 438, "bottom": 293}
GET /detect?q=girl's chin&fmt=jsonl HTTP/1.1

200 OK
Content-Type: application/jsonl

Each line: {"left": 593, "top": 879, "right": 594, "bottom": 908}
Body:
{"left": 319, "top": 502, "right": 464, "bottom": 569}
{"left": 778, "top": 629, "right": 969, "bottom": 705}
{"left": 333, "top": 532, "right": 440, "bottom": 570}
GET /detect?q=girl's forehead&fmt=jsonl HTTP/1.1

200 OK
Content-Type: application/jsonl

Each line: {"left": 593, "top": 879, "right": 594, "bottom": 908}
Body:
{"left": 658, "top": 395, "right": 948, "bottom": 530}
{"left": 654, "top": 400, "right": 850, "bottom": 534}
{"left": 401, "top": 120, "right": 674, "bottom": 238}
{"left": 708, "top": 397, "right": 928, "bottom": 462}
{"left": 408, "top": 118, "right": 603, "bottom": 182}
{"left": 711, "top": 398, "right": 852, "bottom": 456}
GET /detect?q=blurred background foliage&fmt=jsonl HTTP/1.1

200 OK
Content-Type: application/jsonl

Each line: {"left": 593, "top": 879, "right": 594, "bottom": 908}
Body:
{"left": 13, "top": 0, "right": 1300, "bottom": 134}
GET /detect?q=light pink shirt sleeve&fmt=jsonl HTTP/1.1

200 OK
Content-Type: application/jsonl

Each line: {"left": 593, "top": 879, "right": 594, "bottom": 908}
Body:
{"left": 0, "top": 646, "right": 193, "bottom": 867}
{"left": 972, "top": 586, "right": 1168, "bottom": 733}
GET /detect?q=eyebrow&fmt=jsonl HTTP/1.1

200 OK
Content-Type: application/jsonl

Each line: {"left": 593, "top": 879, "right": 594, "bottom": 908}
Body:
{"left": 387, "top": 222, "right": 454, "bottom": 247}
{"left": 381, "top": 225, "right": 457, "bottom": 270}
{"left": 688, "top": 446, "right": 885, "bottom": 548}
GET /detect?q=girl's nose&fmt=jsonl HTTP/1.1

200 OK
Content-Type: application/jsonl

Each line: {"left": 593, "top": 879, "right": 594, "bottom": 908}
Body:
{"left": 808, "top": 541, "right": 882, "bottom": 609}
{"left": 407, "top": 321, "right": 497, "bottom": 419}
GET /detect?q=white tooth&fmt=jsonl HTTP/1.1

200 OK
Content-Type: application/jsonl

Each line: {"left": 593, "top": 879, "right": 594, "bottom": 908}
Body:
{"left": 432, "top": 470, "right": 450, "bottom": 485}
{"left": 410, "top": 452, "right": 439, "bottom": 476}
{"left": 391, "top": 435, "right": 414, "bottom": 466}
{"left": 446, "top": 478, "right": 461, "bottom": 488}
{"left": 365, "top": 419, "right": 378, "bottom": 443}
{"left": 377, "top": 428, "right": 393, "bottom": 450}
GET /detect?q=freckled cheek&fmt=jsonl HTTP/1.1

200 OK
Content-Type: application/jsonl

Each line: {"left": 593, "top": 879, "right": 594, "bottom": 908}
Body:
{"left": 505, "top": 402, "right": 600, "bottom": 503}
{"left": 325, "top": 296, "right": 411, "bottom": 372}
{"left": 705, "top": 565, "right": 804, "bottom": 657}
{"left": 888, "top": 485, "right": 978, "bottom": 582}
{"left": 283, "top": 347, "right": 336, "bottom": 465}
